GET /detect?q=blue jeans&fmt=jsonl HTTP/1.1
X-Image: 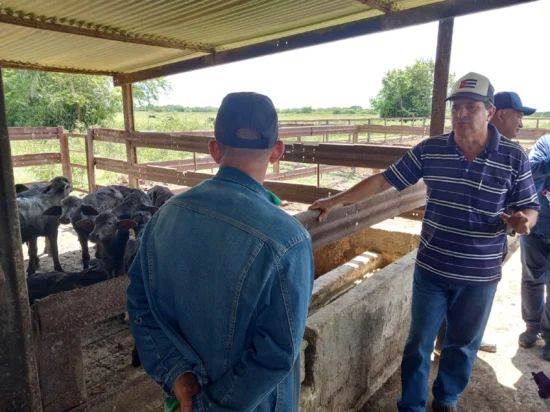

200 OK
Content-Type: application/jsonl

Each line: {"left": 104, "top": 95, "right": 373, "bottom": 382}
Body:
{"left": 397, "top": 267, "right": 497, "bottom": 412}
{"left": 520, "top": 233, "right": 550, "bottom": 339}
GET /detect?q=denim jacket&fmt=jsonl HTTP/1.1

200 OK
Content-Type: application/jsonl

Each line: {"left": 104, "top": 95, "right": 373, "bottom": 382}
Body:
{"left": 127, "top": 166, "right": 314, "bottom": 411}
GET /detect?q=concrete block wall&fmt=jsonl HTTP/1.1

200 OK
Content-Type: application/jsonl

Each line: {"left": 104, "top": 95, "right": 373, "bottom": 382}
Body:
{"left": 300, "top": 250, "right": 416, "bottom": 411}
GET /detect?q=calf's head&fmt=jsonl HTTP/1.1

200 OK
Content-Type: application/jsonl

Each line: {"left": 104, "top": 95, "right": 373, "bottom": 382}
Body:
{"left": 41, "top": 176, "right": 72, "bottom": 198}
{"left": 43, "top": 196, "right": 82, "bottom": 224}
{"left": 77, "top": 211, "right": 136, "bottom": 243}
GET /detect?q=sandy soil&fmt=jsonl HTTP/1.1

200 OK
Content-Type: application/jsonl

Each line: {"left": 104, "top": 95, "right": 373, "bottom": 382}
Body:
{"left": 362, "top": 247, "right": 550, "bottom": 412}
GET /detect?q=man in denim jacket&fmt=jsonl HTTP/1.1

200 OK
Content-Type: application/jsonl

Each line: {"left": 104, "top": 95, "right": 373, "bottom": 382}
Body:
{"left": 127, "top": 92, "right": 314, "bottom": 411}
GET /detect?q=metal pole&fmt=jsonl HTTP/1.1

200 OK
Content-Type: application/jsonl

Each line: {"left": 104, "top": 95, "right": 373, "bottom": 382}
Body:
{"left": 430, "top": 18, "right": 454, "bottom": 137}
{"left": 0, "top": 68, "right": 43, "bottom": 411}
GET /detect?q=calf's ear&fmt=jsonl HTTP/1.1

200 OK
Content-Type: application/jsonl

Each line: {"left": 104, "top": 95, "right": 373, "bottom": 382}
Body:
{"left": 43, "top": 206, "right": 62, "bottom": 216}
{"left": 81, "top": 205, "right": 100, "bottom": 216}
{"left": 117, "top": 219, "right": 137, "bottom": 231}
{"left": 76, "top": 219, "right": 95, "bottom": 233}
{"left": 15, "top": 184, "right": 29, "bottom": 193}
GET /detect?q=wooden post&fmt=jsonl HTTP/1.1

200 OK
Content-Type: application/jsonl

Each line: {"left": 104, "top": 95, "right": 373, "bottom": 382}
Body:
{"left": 122, "top": 84, "right": 138, "bottom": 188}
{"left": 430, "top": 19, "right": 454, "bottom": 137}
{"left": 367, "top": 119, "right": 371, "bottom": 142}
{"left": 58, "top": 126, "right": 72, "bottom": 183}
{"left": 273, "top": 161, "right": 280, "bottom": 174}
{"left": 384, "top": 119, "right": 387, "bottom": 142}
{"left": 400, "top": 118, "right": 403, "bottom": 143}
{"left": 85, "top": 128, "right": 96, "bottom": 193}
{"left": 317, "top": 164, "right": 321, "bottom": 187}
{"left": 0, "top": 67, "right": 43, "bottom": 412}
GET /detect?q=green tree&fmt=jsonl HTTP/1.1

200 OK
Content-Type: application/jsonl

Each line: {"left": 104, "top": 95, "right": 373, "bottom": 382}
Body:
{"left": 370, "top": 58, "right": 455, "bottom": 118}
{"left": 4, "top": 69, "right": 170, "bottom": 131}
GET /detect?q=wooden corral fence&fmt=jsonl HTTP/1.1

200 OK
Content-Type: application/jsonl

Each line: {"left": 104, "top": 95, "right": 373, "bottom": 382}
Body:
{"left": 15, "top": 118, "right": 547, "bottom": 411}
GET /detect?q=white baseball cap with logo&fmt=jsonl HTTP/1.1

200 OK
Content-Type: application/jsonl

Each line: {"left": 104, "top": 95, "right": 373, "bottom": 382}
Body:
{"left": 446, "top": 72, "right": 495, "bottom": 104}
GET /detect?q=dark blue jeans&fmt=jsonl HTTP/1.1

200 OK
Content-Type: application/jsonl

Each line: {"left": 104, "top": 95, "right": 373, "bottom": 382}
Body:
{"left": 520, "top": 233, "right": 550, "bottom": 340}
{"left": 397, "top": 267, "right": 497, "bottom": 412}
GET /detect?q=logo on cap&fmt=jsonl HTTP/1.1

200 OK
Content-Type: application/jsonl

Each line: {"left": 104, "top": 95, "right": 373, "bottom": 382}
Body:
{"left": 459, "top": 79, "right": 477, "bottom": 89}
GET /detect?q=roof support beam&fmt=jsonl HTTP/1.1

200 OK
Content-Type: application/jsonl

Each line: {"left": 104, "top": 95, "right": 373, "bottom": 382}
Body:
{"left": 357, "top": 0, "right": 395, "bottom": 13}
{"left": 113, "top": 0, "right": 535, "bottom": 85}
{"left": 0, "top": 67, "right": 43, "bottom": 411}
{"left": 430, "top": 18, "right": 454, "bottom": 136}
{"left": 0, "top": 59, "right": 115, "bottom": 76}
{"left": 0, "top": 13, "right": 214, "bottom": 53}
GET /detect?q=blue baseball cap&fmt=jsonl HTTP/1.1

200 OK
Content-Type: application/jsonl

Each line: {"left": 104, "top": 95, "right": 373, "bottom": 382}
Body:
{"left": 215, "top": 92, "right": 279, "bottom": 149}
{"left": 494, "top": 92, "right": 536, "bottom": 116}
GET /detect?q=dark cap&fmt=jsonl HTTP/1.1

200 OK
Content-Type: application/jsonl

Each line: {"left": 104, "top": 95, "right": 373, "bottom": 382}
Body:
{"left": 446, "top": 72, "right": 494, "bottom": 104}
{"left": 494, "top": 92, "right": 536, "bottom": 116}
{"left": 215, "top": 92, "right": 279, "bottom": 149}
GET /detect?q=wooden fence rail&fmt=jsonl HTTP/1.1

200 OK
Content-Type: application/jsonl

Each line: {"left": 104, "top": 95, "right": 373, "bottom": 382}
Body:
{"left": 9, "top": 121, "right": 550, "bottom": 200}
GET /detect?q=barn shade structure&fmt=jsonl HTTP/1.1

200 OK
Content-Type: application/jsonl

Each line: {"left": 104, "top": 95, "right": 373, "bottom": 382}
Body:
{"left": 0, "top": 0, "right": 537, "bottom": 410}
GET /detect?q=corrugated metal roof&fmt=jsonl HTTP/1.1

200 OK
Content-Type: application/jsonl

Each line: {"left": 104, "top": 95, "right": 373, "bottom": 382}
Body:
{"left": 0, "top": 0, "right": 443, "bottom": 75}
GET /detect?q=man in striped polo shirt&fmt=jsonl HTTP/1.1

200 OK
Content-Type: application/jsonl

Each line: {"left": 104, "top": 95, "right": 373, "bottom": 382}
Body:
{"left": 309, "top": 72, "right": 540, "bottom": 412}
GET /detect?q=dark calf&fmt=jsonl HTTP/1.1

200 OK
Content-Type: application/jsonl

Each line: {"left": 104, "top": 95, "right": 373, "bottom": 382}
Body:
{"left": 45, "top": 187, "right": 124, "bottom": 269}
{"left": 147, "top": 185, "right": 174, "bottom": 207}
{"left": 19, "top": 176, "right": 72, "bottom": 275}
{"left": 16, "top": 182, "right": 51, "bottom": 263}
{"left": 77, "top": 212, "right": 136, "bottom": 279}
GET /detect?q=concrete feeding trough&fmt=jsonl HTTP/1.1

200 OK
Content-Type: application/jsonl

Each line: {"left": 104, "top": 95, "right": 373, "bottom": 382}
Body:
{"left": 300, "top": 222, "right": 421, "bottom": 411}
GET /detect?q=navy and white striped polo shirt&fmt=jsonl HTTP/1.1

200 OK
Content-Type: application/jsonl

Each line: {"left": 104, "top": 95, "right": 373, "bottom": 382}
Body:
{"left": 383, "top": 124, "right": 539, "bottom": 285}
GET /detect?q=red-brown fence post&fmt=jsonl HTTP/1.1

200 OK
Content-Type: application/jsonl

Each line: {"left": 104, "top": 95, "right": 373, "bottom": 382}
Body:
{"left": 58, "top": 126, "right": 72, "bottom": 183}
{"left": 85, "top": 128, "right": 96, "bottom": 193}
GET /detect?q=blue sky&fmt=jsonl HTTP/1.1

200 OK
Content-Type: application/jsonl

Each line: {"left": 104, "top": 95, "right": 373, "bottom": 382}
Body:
{"left": 158, "top": 1, "right": 550, "bottom": 111}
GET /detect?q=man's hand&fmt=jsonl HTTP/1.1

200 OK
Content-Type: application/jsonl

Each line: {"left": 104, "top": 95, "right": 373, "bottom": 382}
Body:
{"left": 309, "top": 197, "right": 337, "bottom": 222}
{"left": 500, "top": 212, "right": 531, "bottom": 235}
{"left": 174, "top": 373, "right": 201, "bottom": 412}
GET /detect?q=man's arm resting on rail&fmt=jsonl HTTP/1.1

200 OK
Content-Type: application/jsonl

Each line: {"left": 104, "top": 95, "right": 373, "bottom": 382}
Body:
{"left": 309, "top": 144, "right": 424, "bottom": 221}
{"left": 199, "top": 238, "right": 315, "bottom": 411}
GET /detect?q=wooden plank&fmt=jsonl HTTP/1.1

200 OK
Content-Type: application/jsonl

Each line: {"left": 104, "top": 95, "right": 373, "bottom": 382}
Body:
{"left": 85, "top": 129, "right": 96, "bottom": 193}
{"left": 59, "top": 128, "right": 72, "bottom": 182}
{"left": 281, "top": 143, "right": 409, "bottom": 169}
{"left": 9, "top": 134, "right": 59, "bottom": 141}
{"left": 95, "top": 158, "right": 129, "bottom": 174}
{"left": 295, "top": 182, "right": 427, "bottom": 250}
{"left": 31, "top": 276, "right": 129, "bottom": 339}
{"left": 72, "top": 187, "right": 89, "bottom": 194}
{"left": 70, "top": 163, "right": 87, "bottom": 170}
{"left": 267, "top": 165, "right": 341, "bottom": 181}
{"left": 93, "top": 128, "right": 126, "bottom": 143}
{"left": 11, "top": 153, "right": 61, "bottom": 168}
{"left": 127, "top": 131, "right": 211, "bottom": 154}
